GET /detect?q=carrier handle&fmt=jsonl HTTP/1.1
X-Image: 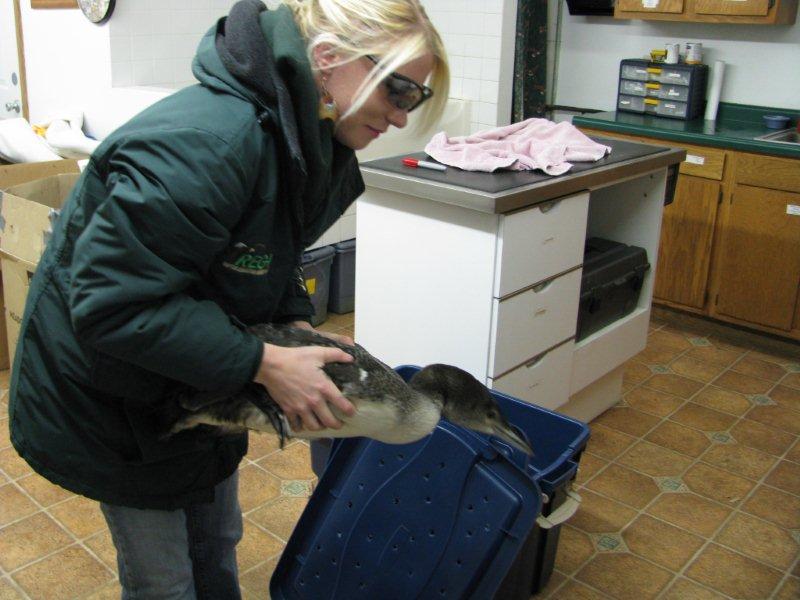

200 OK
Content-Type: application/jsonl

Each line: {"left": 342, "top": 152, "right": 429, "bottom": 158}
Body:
{"left": 536, "top": 488, "right": 582, "bottom": 529}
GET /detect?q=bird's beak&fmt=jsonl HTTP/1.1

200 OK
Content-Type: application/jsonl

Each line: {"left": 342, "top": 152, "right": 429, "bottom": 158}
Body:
{"left": 492, "top": 424, "right": 534, "bottom": 456}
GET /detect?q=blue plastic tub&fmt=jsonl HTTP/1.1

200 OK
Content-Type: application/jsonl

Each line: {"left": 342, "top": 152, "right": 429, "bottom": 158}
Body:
{"left": 270, "top": 365, "right": 590, "bottom": 599}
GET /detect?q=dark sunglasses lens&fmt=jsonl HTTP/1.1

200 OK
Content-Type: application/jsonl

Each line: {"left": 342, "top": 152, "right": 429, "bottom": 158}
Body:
{"left": 385, "top": 78, "right": 423, "bottom": 111}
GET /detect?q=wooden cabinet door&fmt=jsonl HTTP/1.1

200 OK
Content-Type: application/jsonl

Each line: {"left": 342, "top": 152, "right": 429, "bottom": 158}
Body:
{"left": 715, "top": 185, "right": 800, "bottom": 330}
{"left": 695, "top": 0, "right": 770, "bottom": 15}
{"left": 654, "top": 175, "right": 720, "bottom": 308}
{"left": 616, "top": 0, "right": 684, "bottom": 12}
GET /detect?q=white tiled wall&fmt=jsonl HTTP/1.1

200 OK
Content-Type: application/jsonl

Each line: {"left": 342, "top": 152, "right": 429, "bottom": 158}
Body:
{"left": 108, "top": 0, "right": 514, "bottom": 132}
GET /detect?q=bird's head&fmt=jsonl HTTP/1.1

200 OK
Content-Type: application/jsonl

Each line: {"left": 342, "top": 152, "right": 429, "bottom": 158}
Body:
{"left": 409, "top": 364, "right": 534, "bottom": 455}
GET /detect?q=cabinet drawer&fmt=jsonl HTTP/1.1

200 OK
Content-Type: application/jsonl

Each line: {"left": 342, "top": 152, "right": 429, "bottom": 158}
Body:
{"left": 494, "top": 192, "right": 588, "bottom": 298}
{"left": 679, "top": 145, "right": 725, "bottom": 180}
{"left": 489, "top": 268, "right": 582, "bottom": 377}
{"left": 734, "top": 153, "right": 800, "bottom": 194}
{"left": 696, "top": 0, "right": 770, "bottom": 15}
{"left": 489, "top": 339, "right": 574, "bottom": 411}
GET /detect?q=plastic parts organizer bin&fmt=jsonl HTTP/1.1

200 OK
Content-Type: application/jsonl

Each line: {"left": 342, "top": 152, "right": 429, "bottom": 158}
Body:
{"left": 617, "top": 59, "right": 708, "bottom": 121}
{"left": 576, "top": 237, "right": 650, "bottom": 342}
{"left": 328, "top": 238, "right": 356, "bottom": 314}
{"left": 301, "top": 245, "right": 335, "bottom": 327}
{"left": 270, "top": 365, "right": 590, "bottom": 600}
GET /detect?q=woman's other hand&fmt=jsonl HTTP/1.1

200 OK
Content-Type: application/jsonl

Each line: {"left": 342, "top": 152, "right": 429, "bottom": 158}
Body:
{"left": 253, "top": 341, "right": 355, "bottom": 432}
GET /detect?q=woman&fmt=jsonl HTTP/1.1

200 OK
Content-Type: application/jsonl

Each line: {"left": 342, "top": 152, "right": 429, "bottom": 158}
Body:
{"left": 8, "top": 0, "right": 448, "bottom": 597}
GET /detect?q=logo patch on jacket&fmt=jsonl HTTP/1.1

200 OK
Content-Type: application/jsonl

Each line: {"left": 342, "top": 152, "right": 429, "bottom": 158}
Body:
{"left": 222, "top": 243, "right": 274, "bottom": 275}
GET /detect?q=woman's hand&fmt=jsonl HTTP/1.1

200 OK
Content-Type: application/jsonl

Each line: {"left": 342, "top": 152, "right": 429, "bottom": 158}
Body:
{"left": 253, "top": 341, "right": 355, "bottom": 432}
{"left": 288, "top": 320, "right": 354, "bottom": 346}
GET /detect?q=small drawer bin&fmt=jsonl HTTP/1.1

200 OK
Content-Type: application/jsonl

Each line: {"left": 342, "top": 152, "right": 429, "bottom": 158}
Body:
{"left": 653, "top": 83, "right": 690, "bottom": 102}
{"left": 618, "top": 59, "right": 707, "bottom": 121}
{"left": 619, "top": 80, "right": 647, "bottom": 96}
{"left": 618, "top": 94, "right": 646, "bottom": 113}
{"left": 655, "top": 100, "right": 689, "bottom": 119}
{"left": 652, "top": 67, "right": 691, "bottom": 86}
{"left": 621, "top": 64, "right": 649, "bottom": 81}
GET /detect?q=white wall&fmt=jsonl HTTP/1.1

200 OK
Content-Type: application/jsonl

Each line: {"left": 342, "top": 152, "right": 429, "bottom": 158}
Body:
{"left": 19, "top": 5, "right": 112, "bottom": 123}
{"left": 551, "top": 7, "right": 800, "bottom": 111}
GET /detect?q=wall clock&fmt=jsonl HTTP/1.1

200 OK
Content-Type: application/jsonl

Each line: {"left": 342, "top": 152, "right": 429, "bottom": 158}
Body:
{"left": 77, "top": 0, "right": 115, "bottom": 24}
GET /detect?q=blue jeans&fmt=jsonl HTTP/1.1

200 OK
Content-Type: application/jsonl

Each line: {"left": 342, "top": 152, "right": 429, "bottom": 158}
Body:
{"left": 100, "top": 471, "right": 243, "bottom": 600}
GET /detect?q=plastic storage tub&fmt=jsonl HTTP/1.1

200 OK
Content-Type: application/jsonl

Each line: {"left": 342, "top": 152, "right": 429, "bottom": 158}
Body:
{"left": 271, "top": 365, "right": 590, "bottom": 599}
{"left": 301, "top": 245, "right": 335, "bottom": 326}
{"left": 576, "top": 237, "right": 650, "bottom": 342}
{"left": 617, "top": 59, "right": 707, "bottom": 120}
{"left": 328, "top": 238, "right": 356, "bottom": 314}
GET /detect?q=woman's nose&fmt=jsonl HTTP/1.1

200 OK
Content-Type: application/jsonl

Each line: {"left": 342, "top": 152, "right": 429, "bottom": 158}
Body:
{"left": 387, "top": 107, "right": 408, "bottom": 129}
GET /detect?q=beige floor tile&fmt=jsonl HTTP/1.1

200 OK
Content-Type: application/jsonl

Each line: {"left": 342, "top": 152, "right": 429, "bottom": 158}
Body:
{"left": 575, "top": 553, "right": 673, "bottom": 600}
{"left": 239, "top": 556, "right": 279, "bottom": 599}
{"left": 786, "top": 438, "right": 800, "bottom": 463}
{"left": 84, "top": 530, "right": 118, "bottom": 574}
{"left": 684, "top": 345, "right": 745, "bottom": 368}
{"left": 645, "top": 420, "right": 711, "bottom": 458}
{"left": 730, "top": 418, "right": 796, "bottom": 456}
{"left": 257, "top": 442, "right": 315, "bottom": 481}
{"left": 0, "top": 448, "right": 33, "bottom": 480}
{"left": 782, "top": 372, "right": 800, "bottom": 389}
{"left": 670, "top": 356, "right": 726, "bottom": 383}
{"left": 15, "top": 474, "right": 73, "bottom": 508}
{"left": 661, "top": 577, "right": 728, "bottom": 600}
{"left": 732, "top": 355, "right": 790, "bottom": 382}
{"left": 84, "top": 581, "right": 122, "bottom": 600}
{"left": 248, "top": 497, "right": 309, "bottom": 542}
{"left": 533, "top": 569, "right": 567, "bottom": 597}
{"left": 237, "top": 520, "right": 285, "bottom": 573}
{"left": 700, "top": 443, "right": 777, "bottom": 480}
{"left": 742, "top": 484, "right": 800, "bottom": 529}
{"left": 770, "top": 384, "right": 800, "bottom": 412}
{"left": 622, "top": 360, "right": 651, "bottom": 386}
{"left": 0, "top": 418, "right": 9, "bottom": 450}
{"left": 585, "top": 464, "right": 660, "bottom": 509}
{"left": 685, "top": 543, "right": 783, "bottom": 599}
{"left": 246, "top": 432, "right": 282, "bottom": 461}
{"left": 238, "top": 464, "right": 282, "bottom": 513}
{"left": 623, "top": 387, "right": 684, "bottom": 418}
{"left": 0, "top": 483, "right": 37, "bottom": 527}
{"left": 622, "top": 514, "right": 704, "bottom": 571}
{"left": 548, "top": 580, "right": 611, "bottom": 599}
{"left": 553, "top": 525, "right": 594, "bottom": 575}
{"left": 765, "top": 459, "right": 800, "bottom": 495}
{"left": 683, "top": 463, "right": 754, "bottom": 506}
{"left": 591, "top": 407, "right": 660, "bottom": 438}
{"left": 0, "top": 512, "right": 73, "bottom": 572}
{"left": 616, "top": 441, "right": 693, "bottom": 478}
{"left": 636, "top": 343, "right": 684, "bottom": 366}
{"left": 646, "top": 493, "right": 732, "bottom": 537}
{"left": 670, "top": 403, "right": 737, "bottom": 433}
{"left": 712, "top": 371, "right": 773, "bottom": 396}
{"left": 716, "top": 512, "right": 799, "bottom": 569}
{"left": 584, "top": 425, "right": 637, "bottom": 461}
{"left": 0, "top": 579, "right": 26, "bottom": 600}
{"left": 746, "top": 404, "right": 800, "bottom": 436}
{"left": 574, "top": 453, "right": 607, "bottom": 486}
{"left": 12, "top": 545, "right": 113, "bottom": 600}
{"left": 774, "top": 577, "right": 800, "bottom": 600}
{"left": 649, "top": 330, "right": 694, "bottom": 352}
{"left": 47, "top": 495, "right": 105, "bottom": 539}
{"left": 568, "top": 490, "right": 638, "bottom": 534}
{"left": 692, "top": 386, "right": 751, "bottom": 417}
{"left": 644, "top": 374, "right": 705, "bottom": 399}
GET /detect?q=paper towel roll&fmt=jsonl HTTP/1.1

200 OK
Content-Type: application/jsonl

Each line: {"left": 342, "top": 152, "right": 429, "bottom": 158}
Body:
{"left": 704, "top": 60, "right": 725, "bottom": 122}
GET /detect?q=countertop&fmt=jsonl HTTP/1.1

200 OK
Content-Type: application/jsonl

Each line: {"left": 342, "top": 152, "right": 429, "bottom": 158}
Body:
{"left": 573, "top": 103, "right": 800, "bottom": 159}
{"left": 360, "top": 137, "right": 684, "bottom": 214}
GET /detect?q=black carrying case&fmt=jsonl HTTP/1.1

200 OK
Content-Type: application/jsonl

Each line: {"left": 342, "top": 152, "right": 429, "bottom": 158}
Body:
{"left": 576, "top": 238, "right": 650, "bottom": 341}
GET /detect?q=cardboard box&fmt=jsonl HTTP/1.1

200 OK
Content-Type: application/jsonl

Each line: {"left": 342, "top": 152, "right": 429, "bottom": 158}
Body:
{"left": 0, "top": 171, "right": 81, "bottom": 365}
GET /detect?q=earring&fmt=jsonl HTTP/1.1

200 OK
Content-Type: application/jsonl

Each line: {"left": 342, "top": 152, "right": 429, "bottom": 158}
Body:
{"left": 318, "top": 74, "right": 339, "bottom": 122}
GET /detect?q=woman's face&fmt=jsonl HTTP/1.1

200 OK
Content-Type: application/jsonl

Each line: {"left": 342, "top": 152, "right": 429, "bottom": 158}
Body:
{"left": 322, "top": 52, "right": 435, "bottom": 150}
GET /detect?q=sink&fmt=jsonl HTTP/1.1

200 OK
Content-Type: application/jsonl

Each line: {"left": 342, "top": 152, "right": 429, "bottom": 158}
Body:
{"left": 754, "top": 128, "right": 800, "bottom": 145}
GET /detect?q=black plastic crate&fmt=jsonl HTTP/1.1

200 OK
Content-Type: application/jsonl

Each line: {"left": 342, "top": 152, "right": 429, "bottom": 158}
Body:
{"left": 576, "top": 237, "right": 650, "bottom": 341}
{"left": 301, "top": 245, "right": 335, "bottom": 327}
{"left": 328, "top": 238, "right": 356, "bottom": 314}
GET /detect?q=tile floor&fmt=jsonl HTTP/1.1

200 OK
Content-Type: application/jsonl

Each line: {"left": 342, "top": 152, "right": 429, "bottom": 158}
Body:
{"left": 0, "top": 309, "right": 798, "bottom": 599}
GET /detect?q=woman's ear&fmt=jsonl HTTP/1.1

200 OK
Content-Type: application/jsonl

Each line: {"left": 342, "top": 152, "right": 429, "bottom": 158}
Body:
{"left": 312, "top": 43, "right": 337, "bottom": 76}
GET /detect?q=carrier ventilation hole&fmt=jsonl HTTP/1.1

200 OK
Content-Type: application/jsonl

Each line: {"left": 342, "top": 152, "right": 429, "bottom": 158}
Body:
{"left": 314, "top": 572, "right": 320, "bottom": 579}
{"left": 337, "top": 531, "right": 343, "bottom": 538}
{"left": 467, "top": 530, "right": 473, "bottom": 538}
{"left": 483, "top": 495, "right": 489, "bottom": 503}
{"left": 397, "top": 453, "right": 404, "bottom": 460}
{"left": 393, "top": 497, "right": 400, "bottom": 505}
{"left": 368, "top": 533, "right": 374, "bottom": 541}
{"left": 467, "top": 504, "right": 473, "bottom": 511}
{"left": 379, "top": 459, "right": 385, "bottom": 466}
{"left": 299, "top": 579, "right": 306, "bottom": 586}
{"left": 331, "top": 558, "right": 337, "bottom": 565}
{"left": 440, "top": 588, "right": 447, "bottom": 596}
{"left": 408, "top": 570, "right": 414, "bottom": 577}
{"left": 439, "top": 462, "right": 446, "bottom": 469}
{"left": 429, "top": 529, "right": 436, "bottom": 537}
{"left": 423, "top": 473, "right": 431, "bottom": 481}
{"left": 347, "top": 501, "right": 353, "bottom": 509}
{"left": 409, "top": 535, "right": 416, "bottom": 542}
{"left": 392, "top": 544, "right": 399, "bottom": 552}
{"left": 456, "top": 559, "right": 462, "bottom": 566}
{"left": 485, "top": 523, "right": 491, "bottom": 532}
{"left": 425, "top": 496, "right": 432, "bottom": 504}
{"left": 358, "top": 483, "right": 365, "bottom": 490}
{"left": 355, "top": 561, "right": 361, "bottom": 569}
{"left": 359, "top": 582, "right": 366, "bottom": 590}
{"left": 316, "top": 544, "right": 322, "bottom": 551}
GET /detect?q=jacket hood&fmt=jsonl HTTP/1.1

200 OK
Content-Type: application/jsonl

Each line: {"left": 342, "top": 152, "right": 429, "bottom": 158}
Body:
{"left": 192, "top": 0, "right": 364, "bottom": 246}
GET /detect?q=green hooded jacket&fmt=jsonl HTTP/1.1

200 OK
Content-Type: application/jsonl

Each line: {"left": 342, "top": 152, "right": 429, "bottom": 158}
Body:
{"left": 8, "top": 4, "right": 364, "bottom": 509}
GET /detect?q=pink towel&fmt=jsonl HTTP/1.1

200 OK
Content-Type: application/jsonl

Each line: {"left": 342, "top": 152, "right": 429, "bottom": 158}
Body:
{"left": 424, "top": 118, "right": 611, "bottom": 176}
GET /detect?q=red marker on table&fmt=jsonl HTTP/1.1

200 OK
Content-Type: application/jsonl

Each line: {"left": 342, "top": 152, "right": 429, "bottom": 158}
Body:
{"left": 402, "top": 157, "right": 447, "bottom": 172}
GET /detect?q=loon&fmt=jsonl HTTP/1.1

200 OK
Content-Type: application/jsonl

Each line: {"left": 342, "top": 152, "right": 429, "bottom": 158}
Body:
{"left": 166, "top": 324, "right": 533, "bottom": 455}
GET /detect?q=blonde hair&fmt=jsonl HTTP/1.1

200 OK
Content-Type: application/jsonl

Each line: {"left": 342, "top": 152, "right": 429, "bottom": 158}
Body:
{"left": 284, "top": 0, "right": 449, "bottom": 133}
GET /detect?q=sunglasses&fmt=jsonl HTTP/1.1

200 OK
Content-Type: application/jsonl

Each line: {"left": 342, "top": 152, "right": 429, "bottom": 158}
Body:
{"left": 366, "top": 55, "right": 433, "bottom": 113}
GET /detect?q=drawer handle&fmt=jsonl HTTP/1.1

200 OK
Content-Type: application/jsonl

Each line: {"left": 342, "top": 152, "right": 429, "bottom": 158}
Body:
{"left": 525, "top": 352, "right": 546, "bottom": 369}
{"left": 538, "top": 199, "right": 560, "bottom": 213}
{"left": 533, "top": 308, "right": 547, "bottom": 317}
